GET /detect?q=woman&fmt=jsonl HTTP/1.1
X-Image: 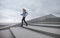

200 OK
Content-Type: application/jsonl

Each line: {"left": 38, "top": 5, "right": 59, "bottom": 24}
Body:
{"left": 21, "top": 8, "right": 28, "bottom": 27}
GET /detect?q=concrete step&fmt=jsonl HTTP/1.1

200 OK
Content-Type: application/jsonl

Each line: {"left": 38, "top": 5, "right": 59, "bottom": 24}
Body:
{"left": 10, "top": 27, "right": 53, "bottom": 38}
{"left": 29, "top": 23, "right": 60, "bottom": 26}
{"left": 23, "top": 25, "right": 60, "bottom": 35}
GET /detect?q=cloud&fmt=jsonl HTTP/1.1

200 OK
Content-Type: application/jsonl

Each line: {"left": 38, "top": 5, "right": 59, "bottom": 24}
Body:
{"left": 0, "top": 9, "right": 21, "bottom": 23}
{"left": 0, "top": 0, "right": 60, "bottom": 23}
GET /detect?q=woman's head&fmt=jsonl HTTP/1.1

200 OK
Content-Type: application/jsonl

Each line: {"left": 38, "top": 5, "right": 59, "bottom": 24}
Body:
{"left": 22, "top": 8, "right": 27, "bottom": 13}
{"left": 23, "top": 8, "right": 26, "bottom": 11}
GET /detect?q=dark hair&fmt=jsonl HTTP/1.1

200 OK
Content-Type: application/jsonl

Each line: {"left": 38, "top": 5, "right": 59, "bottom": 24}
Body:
{"left": 23, "top": 8, "right": 26, "bottom": 11}
{"left": 23, "top": 8, "right": 27, "bottom": 13}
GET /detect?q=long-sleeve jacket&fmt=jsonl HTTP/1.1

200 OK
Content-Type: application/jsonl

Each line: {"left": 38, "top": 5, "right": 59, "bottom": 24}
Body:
{"left": 21, "top": 13, "right": 28, "bottom": 17}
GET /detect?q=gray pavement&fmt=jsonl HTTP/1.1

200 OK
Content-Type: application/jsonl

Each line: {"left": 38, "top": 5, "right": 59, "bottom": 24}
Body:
{"left": 0, "top": 29, "right": 14, "bottom": 38}
{"left": 10, "top": 24, "right": 60, "bottom": 38}
{"left": 0, "top": 23, "right": 60, "bottom": 38}
{"left": 10, "top": 27, "right": 54, "bottom": 38}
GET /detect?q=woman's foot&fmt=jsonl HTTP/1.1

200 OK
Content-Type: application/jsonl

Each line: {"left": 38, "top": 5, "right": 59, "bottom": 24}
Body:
{"left": 21, "top": 25, "right": 23, "bottom": 27}
{"left": 26, "top": 24, "right": 28, "bottom": 26}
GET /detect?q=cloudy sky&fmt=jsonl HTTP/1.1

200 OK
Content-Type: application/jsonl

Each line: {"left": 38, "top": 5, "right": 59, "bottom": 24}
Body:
{"left": 0, "top": 0, "right": 60, "bottom": 23}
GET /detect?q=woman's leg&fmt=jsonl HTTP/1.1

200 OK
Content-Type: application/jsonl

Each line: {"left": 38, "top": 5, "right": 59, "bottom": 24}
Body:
{"left": 21, "top": 17, "right": 24, "bottom": 26}
{"left": 24, "top": 17, "right": 28, "bottom": 26}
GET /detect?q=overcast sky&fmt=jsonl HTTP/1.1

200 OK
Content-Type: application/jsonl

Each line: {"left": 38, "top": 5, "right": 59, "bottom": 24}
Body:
{"left": 0, "top": 0, "right": 60, "bottom": 23}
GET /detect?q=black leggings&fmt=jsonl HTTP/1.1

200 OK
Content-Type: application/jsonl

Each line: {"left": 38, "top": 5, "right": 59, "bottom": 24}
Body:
{"left": 21, "top": 17, "right": 28, "bottom": 26}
